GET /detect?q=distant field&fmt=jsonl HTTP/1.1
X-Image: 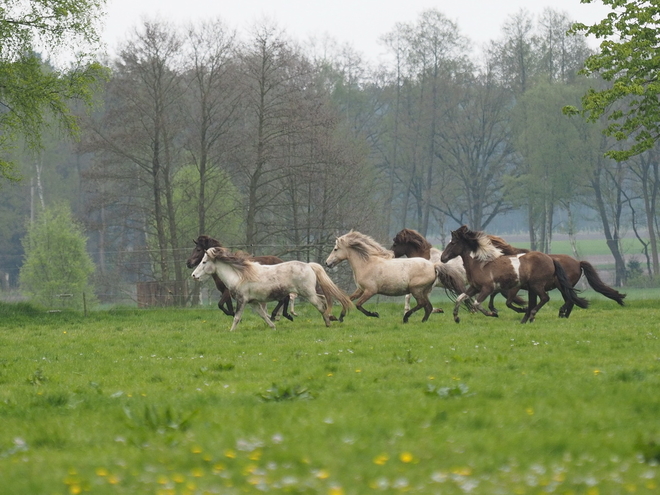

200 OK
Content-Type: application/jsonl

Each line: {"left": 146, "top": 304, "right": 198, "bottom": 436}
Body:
{"left": 1, "top": 298, "right": 659, "bottom": 494}
{"left": 508, "top": 238, "right": 642, "bottom": 258}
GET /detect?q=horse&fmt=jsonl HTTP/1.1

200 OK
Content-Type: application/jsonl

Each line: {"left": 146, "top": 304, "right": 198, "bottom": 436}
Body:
{"left": 391, "top": 228, "right": 527, "bottom": 314}
{"left": 325, "top": 231, "right": 440, "bottom": 323}
{"left": 191, "top": 247, "right": 352, "bottom": 331}
{"left": 440, "top": 225, "right": 589, "bottom": 323}
{"left": 186, "top": 235, "right": 293, "bottom": 320}
{"left": 487, "top": 236, "right": 626, "bottom": 318}
{"left": 390, "top": 228, "right": 469, "bottom": 313}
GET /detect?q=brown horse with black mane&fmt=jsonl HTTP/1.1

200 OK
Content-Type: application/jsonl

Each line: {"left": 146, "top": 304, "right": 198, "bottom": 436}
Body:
{"left": 487, "top": 235, "right": 626, "bottom": 317}
{"left": 391, "top": 228, "right": 527, "bottom": 314}
{"left": 440, "top": 225, "right": 589, "bottom": 323}
{"left": 186, "top": 235, "right": 292, "bottom": 320}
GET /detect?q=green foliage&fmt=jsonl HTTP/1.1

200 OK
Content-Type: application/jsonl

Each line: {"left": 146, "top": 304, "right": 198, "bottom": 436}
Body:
{"left": 172, "top": 164, "right": 242, "bottom": 244}
{"left": 19, "top": 203, "right": 96, "bottom": 309}
{"left": 569, "top": 1, "right": 660, "bottom": 160}
{"left": 0, "top": 0, "right": 108, "bottom": 181}
{"left": 123, "top": 404, "right": 197, "bottom": 433}
{"left": 258, "top": 383, "right": 314, "bottom": 402}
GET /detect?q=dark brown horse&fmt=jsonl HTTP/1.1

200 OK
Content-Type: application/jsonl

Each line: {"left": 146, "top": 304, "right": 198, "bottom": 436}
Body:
{"left": 487, "top": 236, "right": 625, "bottom": 317}
{"left": 440, "top": 226, "right": 589, "bottom": 323}
{"left": 186, "top": 235, "right": 292, "bottom": 320}
{"left": 391, "top": 228, "right": 527, "bottom": 313}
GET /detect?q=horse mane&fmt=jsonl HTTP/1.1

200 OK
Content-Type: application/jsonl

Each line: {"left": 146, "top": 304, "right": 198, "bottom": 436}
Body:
{"left": 455, "top": 226, "right": 503, "bottom": 262}
{"left": 206, "top": 247, "right": 259, "bottom": 282}
{"left": 195, "top": 235, "right": 223, "bottom": 249}
{"left": 392, "top": 228, "right": 432, "bottom": 252}
{"left": 488, "top": 235, "right": 529, "bottom": 255}
{"left": 339, "top": 231, "right": 394, "bottom": 261}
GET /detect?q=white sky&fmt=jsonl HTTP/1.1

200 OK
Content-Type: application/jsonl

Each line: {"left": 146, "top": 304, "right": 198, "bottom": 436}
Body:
{"left": 100, "top": 0, "right": 612, "bottom": 63}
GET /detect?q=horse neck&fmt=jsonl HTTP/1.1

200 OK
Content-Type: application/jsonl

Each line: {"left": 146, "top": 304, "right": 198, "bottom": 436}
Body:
{"left": 458, "top": 251, "right": 482, "bottom": 279}
{"left": 343, "top": 249, "right": 372, "bottom": 275}
{"left": 209, "top": 260, "right": 243, "bottom": 289}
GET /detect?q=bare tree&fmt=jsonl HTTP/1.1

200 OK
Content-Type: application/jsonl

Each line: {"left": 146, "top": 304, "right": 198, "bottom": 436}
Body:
{"left": 83, "top": 20, "right": 188, "bottom": 302}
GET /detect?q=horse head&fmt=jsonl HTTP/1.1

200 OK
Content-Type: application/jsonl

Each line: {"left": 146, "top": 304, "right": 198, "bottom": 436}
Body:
{"left": 441, "top": 225, "right": 473, "bottom": 263}
{"left": 325, "top": 237, "right": 345, "bottom": 268}
{"left": 391, "top": 228, "right": 431, "bottom": 258}
{"left": 186, "top": 235, "right": 223, "bottom": 268}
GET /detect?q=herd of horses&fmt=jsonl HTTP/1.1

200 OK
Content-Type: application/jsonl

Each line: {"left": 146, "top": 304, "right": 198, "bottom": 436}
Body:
{"left": 187, "top": 226, "right": 626, "bottom": 330}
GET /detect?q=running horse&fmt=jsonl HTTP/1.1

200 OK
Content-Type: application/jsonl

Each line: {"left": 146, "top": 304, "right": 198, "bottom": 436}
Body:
{"left": 440, "top": 225, "right": 589, "bottom": 323}
{"left": 391, "top": 228, "right": 527, "bottom": 314}
{"left": 325, "top": 231, "right": 444, "bottom": 322}
{"left": 191, "top": 247, "right": 352, "bottom": 331}
{"left": 487, "top": 236, "right": 625, "bottom": 317}
{"left": 186, "top": 235, "right": 293, "bottom": 320}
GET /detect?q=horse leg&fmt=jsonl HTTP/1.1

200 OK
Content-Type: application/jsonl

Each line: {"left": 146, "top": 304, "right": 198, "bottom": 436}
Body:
{"left": 354, "top": 292, "right": 379, "bottom": 318}
{"left": 254, "top": 303, "right": 277, "bottom": 330}
{"left": 505, "top": 289, "right": 528, "bottom": 314}
{"left": 520, "top": 292, "right": 536, "bottom": 323}
{"left": 525, "top": 290, "right": 550, "bottom": 323}
{"left": 453, "top": 287, "right": 480, "bottom": 323}
{"left": 218, "top": 289, "right": 235, "bottom": 316}
{"left": 558, "top": 300, "right": 573, "bottom": 318}
{"left": 270, "top": 295, "right": 293, "bottom": 322}
{"left": 305, "top": 291, "right": 332, "bottom": 326}
{"left": 403, "top": 293, "right": 412, "bottom": 314}
{"left": 289, "top": 293, "right": 298, "bottom": 316}
{"left": 462, "top": 288, "right": 498, "bottom": 322}
{"left": 488, "top": 292, "right": 499, "bottom": 315}
{"left": 404, "top": 287, "right": 433, "bottom": 323}
{"left": 229, "top": 299, "right": 247, "bottom": 331}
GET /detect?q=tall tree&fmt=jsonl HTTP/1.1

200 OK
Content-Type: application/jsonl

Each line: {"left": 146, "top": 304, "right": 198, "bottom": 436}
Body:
{"left": 83, "top": 20, "right": 187, "bottom": 302}
{"left": 181, "top": 19, "right": 241, "bottom": 237}
{"left": 0, "top": 0, "right": 107, "bottom": 182}
{"left": 434, "top": 69, "right": 516, "bottom": 231}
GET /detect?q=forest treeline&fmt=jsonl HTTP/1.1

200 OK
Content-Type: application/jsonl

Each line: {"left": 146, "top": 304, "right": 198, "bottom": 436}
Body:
{"left": 1, "top": 7, "right": 658, "bottom": 302}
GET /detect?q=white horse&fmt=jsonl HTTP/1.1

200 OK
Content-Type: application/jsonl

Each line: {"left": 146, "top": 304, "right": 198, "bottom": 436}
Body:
{"left": 191, "top": 247, "right": 352, "bottom": 331}
{"left": 325, "top": 231, "right": 439, "bottom": 322}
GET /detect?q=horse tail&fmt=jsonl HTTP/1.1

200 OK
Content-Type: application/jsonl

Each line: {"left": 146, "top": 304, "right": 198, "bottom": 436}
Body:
{"left": 580, "top": 261, "right": 626, "bottom": 305}
{"left": 309, "top": 263, "right": 353, "bottom": 318}
{"left": 435, "top": 263, "right": 467, "bottom": 297}
{"left": 554, "top": 259, "right": 589, "bottom": 309}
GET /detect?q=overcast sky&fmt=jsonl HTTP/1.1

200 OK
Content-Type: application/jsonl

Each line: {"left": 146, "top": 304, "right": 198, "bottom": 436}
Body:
{"left": 100, "top": 0, "right": 612, "bottom": 62}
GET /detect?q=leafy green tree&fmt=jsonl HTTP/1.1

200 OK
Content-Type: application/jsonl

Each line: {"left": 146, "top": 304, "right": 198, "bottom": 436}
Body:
{"left": 567, "top": 0, "right": 660, "bottom": 160}
{"left": 19, "top": 203, "right": 96, "bottom": 309}
{"left": 0, "top": 0, "right": 107, "bottom": 182}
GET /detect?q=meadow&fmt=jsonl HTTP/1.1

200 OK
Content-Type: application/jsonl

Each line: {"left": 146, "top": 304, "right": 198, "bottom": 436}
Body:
{"left": 0, "top": 290, "right": 659, "bottom": 495}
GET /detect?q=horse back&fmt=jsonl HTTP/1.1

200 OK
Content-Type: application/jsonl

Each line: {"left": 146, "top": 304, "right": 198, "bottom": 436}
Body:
{"left": 251, "top": 255, "right": 283, "bottom": 265}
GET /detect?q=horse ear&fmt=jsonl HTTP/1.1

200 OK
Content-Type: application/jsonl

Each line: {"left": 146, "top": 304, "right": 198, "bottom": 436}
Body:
{"left": 193, "top": 238, "right": 199, "bottom": 246}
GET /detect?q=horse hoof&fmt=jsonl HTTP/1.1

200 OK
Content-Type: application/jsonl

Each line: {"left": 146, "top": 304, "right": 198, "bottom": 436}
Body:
{"left": 329, "top": 315, "right": 338, "bottom": 321}
{"left": 285, "top": 315, "right": 294, "bottom": 322}
{"left": 432, "top": 308, "right": 444, "bottom": 313}
{"left": 371, "top": 312, "right": 380, "bottom": 318}
{"left": 454, "top": 317, "right": 460, "bottom": 323}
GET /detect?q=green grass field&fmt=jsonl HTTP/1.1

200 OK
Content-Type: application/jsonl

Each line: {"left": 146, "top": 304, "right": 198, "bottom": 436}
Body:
{"left": 1, "top": 294, "right": 659, "bottom": 494}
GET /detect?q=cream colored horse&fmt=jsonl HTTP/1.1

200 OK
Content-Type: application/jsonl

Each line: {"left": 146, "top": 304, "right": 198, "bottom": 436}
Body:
{"left": 192, "top": 247, "right": 352, "bottom": 331}
{"left": 325, "top": 231, "right": 438, "bottom": 322}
